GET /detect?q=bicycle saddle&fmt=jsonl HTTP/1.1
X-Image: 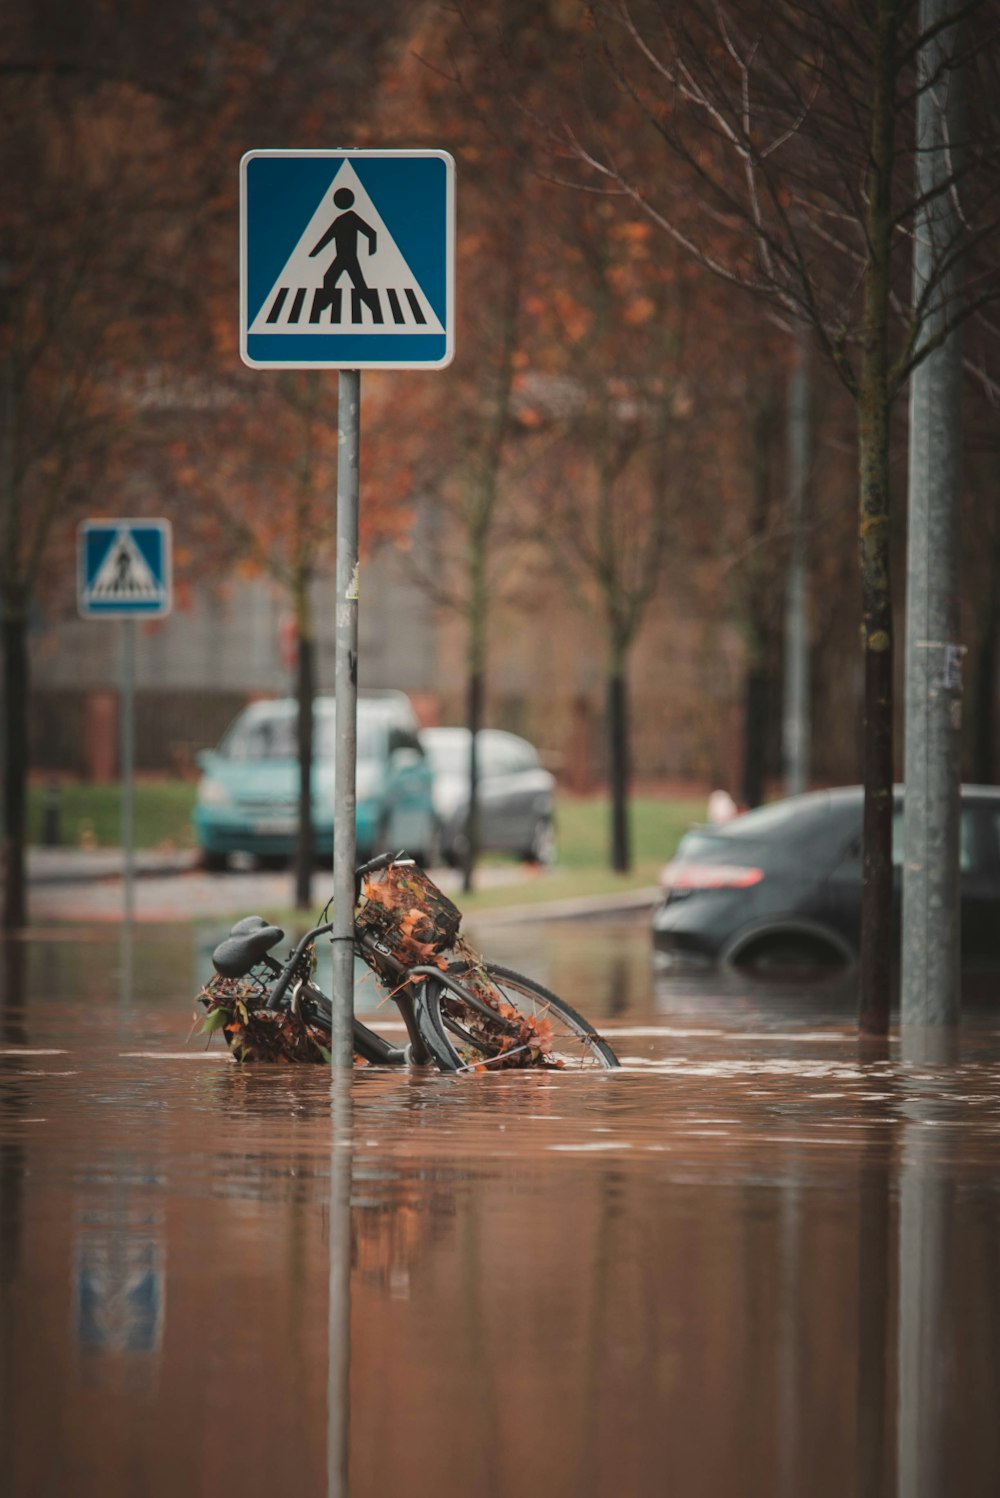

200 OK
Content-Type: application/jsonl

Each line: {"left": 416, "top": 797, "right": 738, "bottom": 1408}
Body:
{"left": 229, "top": 915, "right": 270, "bottom": 936}
{"left": 212, "top": 924, "right": 286, "bottom": 979}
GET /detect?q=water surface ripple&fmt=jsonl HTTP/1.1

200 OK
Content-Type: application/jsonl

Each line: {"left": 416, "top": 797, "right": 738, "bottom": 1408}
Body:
{"left": 2, "top": 921, "right": 998, "bottom": 1497}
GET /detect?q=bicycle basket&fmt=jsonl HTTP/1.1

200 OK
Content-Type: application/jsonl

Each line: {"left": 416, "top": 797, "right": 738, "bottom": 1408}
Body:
{"left": 356, "top": 861, "right": 462, "bottom": 975}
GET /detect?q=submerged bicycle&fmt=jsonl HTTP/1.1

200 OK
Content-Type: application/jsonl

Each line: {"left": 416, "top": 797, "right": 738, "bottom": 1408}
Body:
{"left": 196, "top": 851, "right": 620, "bottom": 1072}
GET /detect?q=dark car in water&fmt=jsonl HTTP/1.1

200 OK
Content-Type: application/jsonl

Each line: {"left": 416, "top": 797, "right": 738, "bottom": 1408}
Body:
{"left": 652, "top": 785, "right": 1000, "bottom": 974}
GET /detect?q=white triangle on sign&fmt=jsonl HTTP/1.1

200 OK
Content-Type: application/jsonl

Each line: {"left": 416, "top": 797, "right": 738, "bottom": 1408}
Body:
{"left": 88, "top": 531, "right": 164, "bottom": 602}
{"left": 249, "top": 160, "right": 444, "bottom": 336}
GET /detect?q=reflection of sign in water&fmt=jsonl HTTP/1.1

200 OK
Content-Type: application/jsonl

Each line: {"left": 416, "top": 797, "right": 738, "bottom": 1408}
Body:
{"left": 78, "top": 519, "right": 172, "bottom": 619}
{"left": 75, "top": 1233, "right": 164, "bottom": 1353}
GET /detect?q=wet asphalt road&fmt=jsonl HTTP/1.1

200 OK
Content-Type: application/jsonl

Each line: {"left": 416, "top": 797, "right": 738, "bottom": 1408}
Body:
{"left": 24, "top": 848, "right": 660, "bottom": 928}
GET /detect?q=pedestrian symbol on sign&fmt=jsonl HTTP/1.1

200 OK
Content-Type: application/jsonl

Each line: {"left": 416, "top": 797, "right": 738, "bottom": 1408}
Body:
{"left": 309, "top": 187, "right": 378, "bottom": 321}
{"left": 247, "top": 159, "right": 445, "bottom": 341}
{"left": 90, "top": 533, "right": 161, "bottom": 602}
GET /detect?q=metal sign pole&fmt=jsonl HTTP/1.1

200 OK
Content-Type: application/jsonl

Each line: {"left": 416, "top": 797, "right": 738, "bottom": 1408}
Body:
{"left": 121, "top": 617, "right": 136, "bottom": 927}
{"left": 331, "top": 369, "right": 360, "bottom": 1071}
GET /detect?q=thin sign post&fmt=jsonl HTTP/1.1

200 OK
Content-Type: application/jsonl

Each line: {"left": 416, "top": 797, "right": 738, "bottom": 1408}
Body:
{"left": 78, "top": 520, "right": 172, "bottom": 924}
{"left": 240, "top": 149, "right": 455, "bottom": 1059}
{"left": 331, "top": 370, "right": 360, "bottom": 1072}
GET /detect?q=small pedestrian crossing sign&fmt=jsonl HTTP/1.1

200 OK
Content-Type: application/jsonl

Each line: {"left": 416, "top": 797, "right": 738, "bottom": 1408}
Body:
{"left": 78, "top": 520, "right": 172, "bottom": 619}
{"left": 241, "top": 149, "right": 454, "bottom": 370}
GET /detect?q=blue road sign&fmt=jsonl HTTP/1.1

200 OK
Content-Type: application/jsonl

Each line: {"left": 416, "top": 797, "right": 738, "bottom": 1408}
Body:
{"left": 78, "top": 519, "right": 172, "bottom": 619}
{"left": 240, "top": 149, "right": 455, "bottom": 370}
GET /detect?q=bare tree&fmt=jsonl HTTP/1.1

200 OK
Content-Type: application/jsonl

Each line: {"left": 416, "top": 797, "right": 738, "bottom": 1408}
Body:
{"left": 184, "top": 371, "right": 338, "bottom": 907}
{"left": 511, "top": 205, "right": 701, "bottom": 872}
{"left": 385, "top": 229, "right": 526, "bottom": 892}
{"left": 527, "top": 0, "right": 1000, "bottom": 1031}
{"left": 0, "top": 69, "right": 201, "bottom": 929}
{"left": 0, "top": 0, "right": 416, "bottom": 929}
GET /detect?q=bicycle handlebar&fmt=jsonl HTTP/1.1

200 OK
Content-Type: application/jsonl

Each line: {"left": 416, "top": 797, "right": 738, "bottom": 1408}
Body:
{"left": 353, "top": 849, "right": 409, "bottom": 899}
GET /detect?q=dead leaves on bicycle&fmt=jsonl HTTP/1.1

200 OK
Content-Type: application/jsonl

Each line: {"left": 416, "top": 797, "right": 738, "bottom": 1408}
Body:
{"left": 198, "top": 978, "right": 330, "bottom": 1064}
{"left": 442, "top": 968, "right": 563, "bottom": 1071}
{"left": 356, "top": 861, "right": 461, "bottom": 978}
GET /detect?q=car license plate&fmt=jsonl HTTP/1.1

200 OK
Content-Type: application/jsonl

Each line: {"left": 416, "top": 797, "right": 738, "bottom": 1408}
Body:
{"left": 252, "top": 817, "right": 296, "bottom": 834}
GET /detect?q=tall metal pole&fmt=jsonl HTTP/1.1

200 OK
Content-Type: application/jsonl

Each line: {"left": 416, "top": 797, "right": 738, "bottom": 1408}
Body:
{"left": 782, "top": 327, "right": 811, "bottom": 798}
{"left": 901, "top": 0, "right": 965, "bottom": 1049}
{"left": 331, "top": 370, "right": 360, "bottom": 1071}
{"left": 121, "top": 618, "right": 136, "bottom": 927}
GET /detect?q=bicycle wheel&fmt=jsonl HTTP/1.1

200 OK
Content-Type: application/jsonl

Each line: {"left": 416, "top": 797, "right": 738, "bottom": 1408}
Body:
{"left": 415, "top": 961, "right": 619, "bottom": 1072}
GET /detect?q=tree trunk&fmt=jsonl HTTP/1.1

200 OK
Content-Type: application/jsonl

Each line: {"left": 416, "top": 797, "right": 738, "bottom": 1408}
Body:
{"left": 857, "top": 387, "right": 895, "bottom": 1038}
{"left": 970, "top": 488, "right": 1000, "bottom": 783}
{"left": 1, "top": 601, "right": 28, "bottom": 932}
{"left": 856, "top": 0, "right": 899, "bottom": 1039}
{"left": 607, "top": 666, "right": 631, "bottom": 873}
{"left": 783, "top": 329, "right": 812, "bottom": 798}
{"left": 293, "top": 612, "right": 316, "bottom": 911}
{"left": 741, "top": 667, "right": 770, "bottom": 810}
{"left": 462, "top": 668, "right": 483, "bottom": 895}
{"left": 742, "top": 379, "right": 777, "bottom": 809}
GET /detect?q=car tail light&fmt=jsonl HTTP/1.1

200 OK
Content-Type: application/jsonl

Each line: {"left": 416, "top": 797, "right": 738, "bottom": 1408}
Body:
{"left": 660, "top": 860, "right": 764, "bottom": 891}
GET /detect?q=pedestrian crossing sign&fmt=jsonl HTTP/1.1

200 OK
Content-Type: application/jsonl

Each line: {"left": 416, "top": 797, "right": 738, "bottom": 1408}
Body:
{"left": 240, "top": 149, "right": 455, "bottom": 370}
{"left": 78, "top": 519, "right": 172, "bottom": 619}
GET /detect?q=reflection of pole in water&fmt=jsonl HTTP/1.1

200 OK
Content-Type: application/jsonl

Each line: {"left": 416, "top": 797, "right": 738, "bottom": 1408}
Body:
{"left": 328, "top": 1082, "right": 353, "bottom": 1497}
{"left": 119, "top": 916, "right": 135, "bottom": 1013}
{"left": 605, "top": 952, "right": 629, "bottom": 1018}
{"left": 856, "top": 1118, "right": 891, "bottom": 1498}
{"left": 897, "top": 1112, "right": 953, "bottom": 1498}
{"left": 1, "top": 936, "right": 28, "bottom": 1046}
{"left": 776, "top": 1185, "right": 804, "bottom": 1498}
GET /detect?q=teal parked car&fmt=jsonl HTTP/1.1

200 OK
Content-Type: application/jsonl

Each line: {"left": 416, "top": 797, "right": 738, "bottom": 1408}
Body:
{"left": 193, "top": 692, "right": 437, "bottom": 871}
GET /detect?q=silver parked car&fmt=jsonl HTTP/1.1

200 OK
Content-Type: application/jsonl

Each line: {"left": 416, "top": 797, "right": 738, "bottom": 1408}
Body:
{"left": 420, "top": 726, "right": 557, "bottom": 866}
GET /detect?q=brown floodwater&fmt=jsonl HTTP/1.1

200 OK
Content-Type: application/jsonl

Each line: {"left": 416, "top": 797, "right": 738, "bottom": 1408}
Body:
{"left": 2, "top": 917, "right": 999, "bottom": 1498}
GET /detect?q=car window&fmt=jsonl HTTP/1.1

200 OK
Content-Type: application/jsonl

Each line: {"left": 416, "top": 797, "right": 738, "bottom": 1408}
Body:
{"left": 223, "top": 714, "right": 297, "bottom": 760}
{"left": 488, "top": 737, "right": 535, "bottom": 774}
{"left": 220, "top": 708, "right": 380, "bottom": 761}
{"left": 959, "top": 809, "right": 975, "bottom": 873}
{"left": 721, "top": 798, "right": 831, "bottom": 840}
{"left": 388, "top": 725, "right": 422, "bottom": 756}
{"left": 960, "top": 803, "right": 1000, "bottom": 874}
{"left": 509, "top": 741, "right": 538, "bottom": 771}
{"left": 891, "top": 799, "right": 999, "bottom": 874}
{"left": 424, "top": 734, "right": 467, "bottom": 773}
{"left": 484, "top": 739, "right": 516, "bottom": 775}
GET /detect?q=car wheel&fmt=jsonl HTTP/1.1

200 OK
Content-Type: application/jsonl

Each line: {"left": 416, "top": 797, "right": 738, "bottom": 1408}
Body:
{"left": 524, "top": 816, "right": 556, "bottom": 867}
{"left": 200, "top": 849, "right": 230, "bottom": 874}
{"left": 733, "top": 934, "right": 850, "bottom": 979}
{"left": 257, "top": 852, "right": 290, "bottom": 871}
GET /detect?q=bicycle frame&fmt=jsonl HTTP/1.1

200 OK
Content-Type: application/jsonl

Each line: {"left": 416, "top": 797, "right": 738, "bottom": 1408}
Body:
{"left": 210, "top": 851, "right": 533, "bottom": 1069}
{"left": 264, "top": 910, "right": 521, "bottom": 1068}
